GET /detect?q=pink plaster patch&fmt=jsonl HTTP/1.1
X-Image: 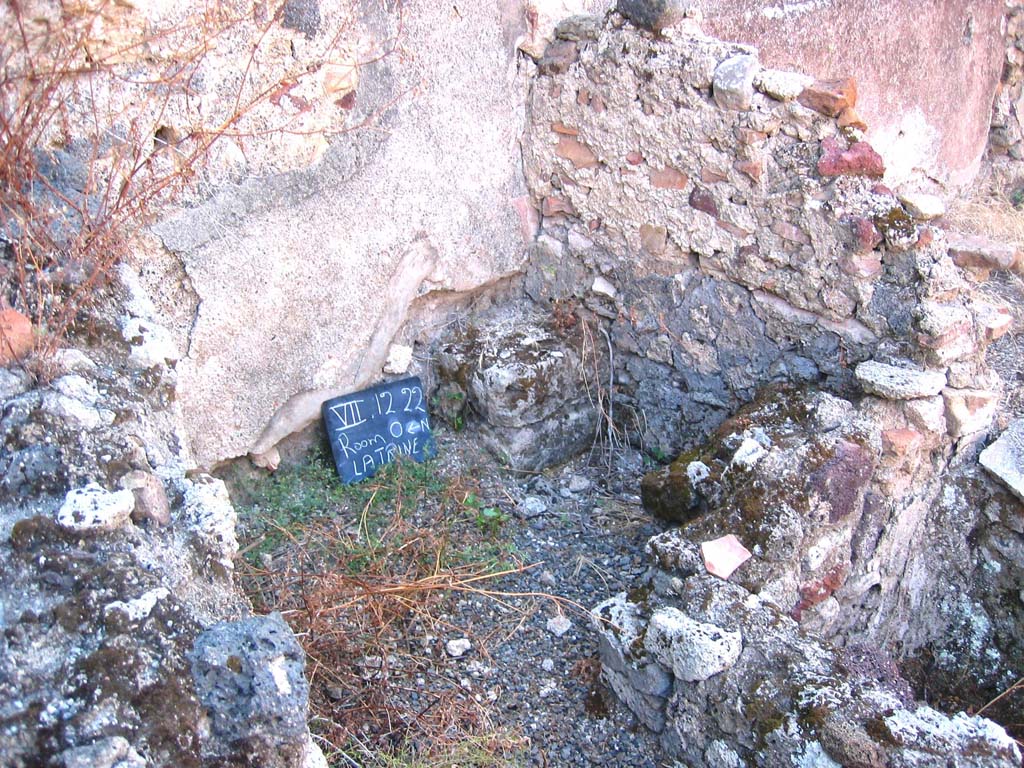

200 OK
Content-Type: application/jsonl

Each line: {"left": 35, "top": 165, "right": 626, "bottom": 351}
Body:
{"left": 701, "top": 534, "right": 752, "bottom": 580}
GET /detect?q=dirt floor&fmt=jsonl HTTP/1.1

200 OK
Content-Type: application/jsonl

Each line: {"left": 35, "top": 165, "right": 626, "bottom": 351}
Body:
{"left": 230, "top": 429, "right": 670, "bottom": 767}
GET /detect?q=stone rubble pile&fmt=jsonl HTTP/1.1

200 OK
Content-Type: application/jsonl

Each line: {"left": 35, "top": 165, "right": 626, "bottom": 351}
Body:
{"left": 0, "top": 286, "right": 323, "bottom": 766}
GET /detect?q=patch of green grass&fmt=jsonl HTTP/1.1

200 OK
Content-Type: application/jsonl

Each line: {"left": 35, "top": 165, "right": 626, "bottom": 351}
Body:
{"left": 238, "top": 454, "right": 448, "bottom": 566}
{"left": 327, "top": 731, "right": 527, "bottom": 768}
{"left": 450, "top": 540, "right": 520, "bottom": 574}
{"left": 461, "top": 492, "right": 510, "bottom": 537}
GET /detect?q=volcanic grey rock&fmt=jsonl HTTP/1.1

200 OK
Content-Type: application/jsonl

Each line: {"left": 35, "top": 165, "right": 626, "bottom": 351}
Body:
{"left": 980, "top": 419, "right": 1024, "bottom": 501}
{"left": 190, "top": 613, "right": 310, "bottom": 766}
{"left": 712, "top": 54, "right": 760, "bottom": 111}
{"left": 183, "top": 475, "right": 238, "bottom": 575}
{"left": 616, "top": 0, "right": 693, "bottom": 33}
{"left": 59, "top": 736, "right": 146, "bottom": 768}
{"left": 435, "top": 306, "right": 607, "bottom": 471}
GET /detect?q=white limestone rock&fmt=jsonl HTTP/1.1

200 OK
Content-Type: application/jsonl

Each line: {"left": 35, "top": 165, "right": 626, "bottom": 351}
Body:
{"left": 753, "top": 68, "right": 813, "bottom": 101}
{"left": 42, "top": 375, "right": 114, "bottom": 430}
{"left": 104, "top": 587, "right": 170, "bottom": 623}
{"left": 592, "top": 275, "right": 617, "bottom": 298}
{"left": 546, "top": 614, "right": 573, "bottom": 637}
{"left": 885, "top": 707, "right": 1021, "bottom": 765}
{"left": 855, "top": 360, "right": 947, "bottom": 400}
{"left": 643, "top": 606, "right": 741, "bottom": 682}
{"left": 183, "top": 476, "right": 239, "bottom": 574}
{"left": 383, "top": 343, "right": 414, "bottom": 375}
{"left": 57, "top": 483, "right": 136, "bottom": 533}
{"left": 445, "top": 638, "right": 472, "bottom": 658}
{"left": 731, "top": 437, "right": 766, "bottom": 469}
{"left": 980, "top": 419, "right": 1024, "bottom": 502}
{"left": 899, "top": 192, "right": 946, "bottom": 220}
{"left": 122, "top": 317, "right": 180, "bottom": 369}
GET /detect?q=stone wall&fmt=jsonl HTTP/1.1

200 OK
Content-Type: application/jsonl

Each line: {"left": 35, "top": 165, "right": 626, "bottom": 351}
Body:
{"left": 110, "top": 0, "right": 1004, "bottom": 469}
{"left": 521, "top": 12, "right": 1011, "bottom": 459}
{"left": 514, "top": 10, "right": 1024, "bottom": 756}
{"left": 697, "top": 0, "right": 1005, "bottom": 190}
{"left": 132, "top": 0, "right": 606, "bottom": 468}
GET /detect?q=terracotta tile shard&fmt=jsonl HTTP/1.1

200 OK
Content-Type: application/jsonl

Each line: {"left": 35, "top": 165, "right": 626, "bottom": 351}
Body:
{"left": 0, "top": 308, "right": 33, "bottom": 365}
{"left": 977, "top": 304, "right": 1013, "bottom": 341}
{"left": 511, "top": 196, "right": 540, "bottom": 240}
{"left": 701, "top": 165, "right": 729, "bottom": 184}
{"left": 551, "top": 122, "right": 579, "bottom": 136}
{"left": 556, "top": 135, "right": 599, "bottom": 169}
{"left": 716, "top": 219, "right": 752, "bottom": 238}
{"left": 837, "top": 106, "right": 867, "bottom": 131}
{"left": 701, "top": 534, "right": 752, "bottom": 580}
{"left": 846, "top": 216, "right": 884, "bottom": 254}
{"left": 947, "top": 232, "right": 1022, "bottom": 273}
{"left": 797, "top": 77, "right": 858, "bottom": 117}
{"left": 649, "top": 166, "right": 688, "bottom": 189}
{"left": 818, "top": 137, "right": 884, "bottom": 178}
{"left": 542, "top": 196, "right": 575, "bottom": 217}
{"left": 735, "top": 158, "right": 763, "bottom": 181}
{"left": 689, "top": 187, "right": 718, "bottom": 217}
{"left": 882, "top": 428, "right": 923, "bottom": 457}
{"left": 735, "top": 128, "right": 767, "bottom": 145}
{"left": 771, "top": 220, "right": 811, "bottom": 245}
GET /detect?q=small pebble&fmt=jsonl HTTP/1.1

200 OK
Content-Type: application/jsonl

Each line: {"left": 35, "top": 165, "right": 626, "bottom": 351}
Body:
{"left": 546, "top": 615, "right": 573, "bottom": 637}
{"left": 519, "top": 495, "right": 548, "bottom": 517}
{"left": 445, "top": 638, "right": 472, "bottom": 658}
{"left": 541, "top": 658, "right": 555, "bottom": 672}
{"left": 568, "top": 475, "right": 591, "bottom": 493}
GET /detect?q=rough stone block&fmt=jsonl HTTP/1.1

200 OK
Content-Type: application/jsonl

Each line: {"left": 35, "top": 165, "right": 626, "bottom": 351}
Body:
{"left": 903, "top": 396, "right": 946, "bottom": 438}
{"left": 854, "top": 361, "right": 946, "bottom": 400}
{"left": 943, "top": 388, "right": 998, "bottom": 438}
{"left": 948, "top": 233, "right": 1021, "bottom": 274}
{"left": 436, "top": 309, "right": 606, "bottom": 470}
{"left": 120, "top": 470, "right": 171, "bottom": 527}
{"left": 644, "top": 606, "right": 742, "bottom": 682}
{"left": 713, "top": 54, "right": 760, "bottom": 111}
{"left": 980, "top": 419, "right": 1024, "bottom": 502}
{"left": 183, "top": 476, "right": 239, "bottom": 574}
{"left": 753, "top": 68, "right": 813, "bottom": 101}
{"left": 616, "top": 0, "right": 693, "bottom": 34}
{"left": 57, "top": 483, "right": 135, "bottom": 533}
{"left": 190, "top": 613, "right": 310, "bottom": 764}
{"left": 899, "top": 192, "right": 945, "bottom": 220}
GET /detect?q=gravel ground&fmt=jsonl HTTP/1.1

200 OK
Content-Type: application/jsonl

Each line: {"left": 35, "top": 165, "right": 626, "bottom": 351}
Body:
{"left": 421, "top": 430, "right": 669, "bottom": 767}
{"left": 234, "top": 426, "right": 672, "bottom": 766}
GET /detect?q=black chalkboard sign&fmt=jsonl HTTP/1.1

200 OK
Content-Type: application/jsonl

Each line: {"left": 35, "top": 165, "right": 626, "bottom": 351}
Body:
{"left": 322, "top": 376, "right": 437, "bottom": 484}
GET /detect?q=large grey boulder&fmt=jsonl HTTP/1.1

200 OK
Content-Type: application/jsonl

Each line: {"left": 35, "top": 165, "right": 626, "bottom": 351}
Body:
{"left": 436, "top": 306, "right": 608, "bottom": 470}
{"left": 190, "top": 613, "right": 311, "bottom": 767}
